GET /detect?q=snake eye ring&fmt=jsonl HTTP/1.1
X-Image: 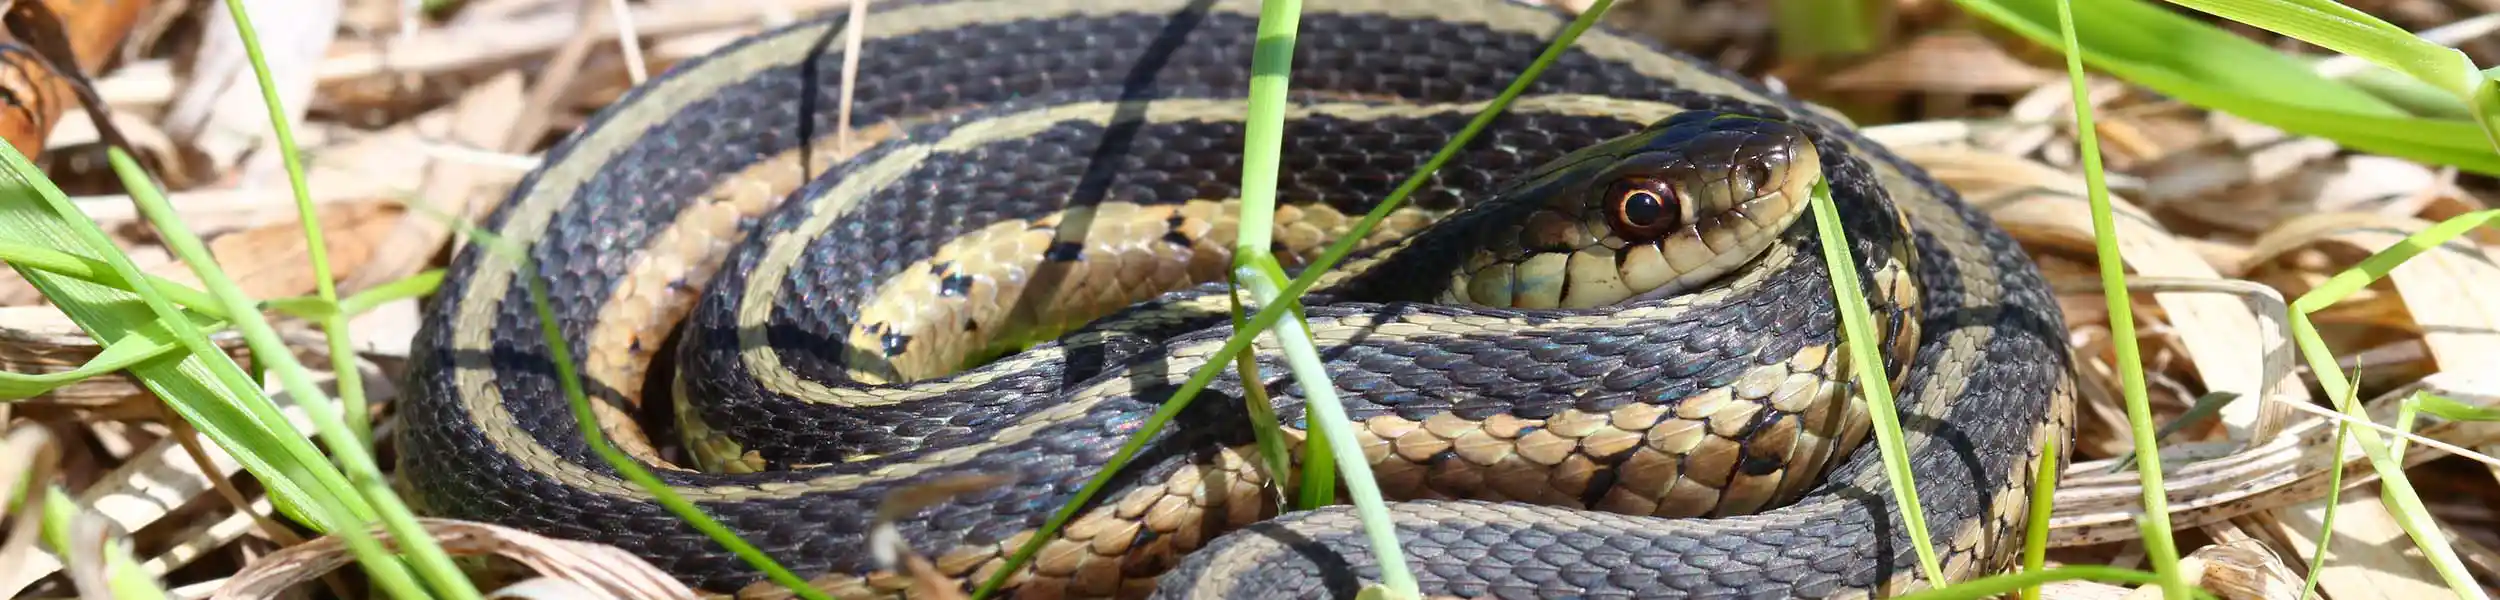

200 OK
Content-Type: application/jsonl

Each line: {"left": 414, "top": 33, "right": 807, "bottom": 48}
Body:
{"left": 1605, "top": 177, "right": 1684, "bottom": 240}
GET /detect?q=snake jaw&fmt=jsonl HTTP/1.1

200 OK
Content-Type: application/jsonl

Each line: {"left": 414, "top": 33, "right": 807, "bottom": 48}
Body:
{"left": 1446, "top": 112, "right": 1826, "bottom": 310}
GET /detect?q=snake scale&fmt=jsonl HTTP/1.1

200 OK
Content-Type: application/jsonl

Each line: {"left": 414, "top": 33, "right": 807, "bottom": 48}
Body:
{"left": 392, "top": 0, "right": 2080, "bottom": 598}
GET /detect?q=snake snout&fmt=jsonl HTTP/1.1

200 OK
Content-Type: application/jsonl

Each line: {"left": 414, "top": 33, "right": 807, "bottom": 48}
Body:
{"left": 1448, "top": 111, "right": 1823, "bottom": 310}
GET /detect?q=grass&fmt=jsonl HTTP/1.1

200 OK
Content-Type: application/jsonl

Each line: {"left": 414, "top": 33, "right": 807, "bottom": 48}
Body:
{"left": 2046, "top": 0, "right": 2190, "bottom": 597}
{"left": 6, "top": 0, "right": 2500, "bottom": 599}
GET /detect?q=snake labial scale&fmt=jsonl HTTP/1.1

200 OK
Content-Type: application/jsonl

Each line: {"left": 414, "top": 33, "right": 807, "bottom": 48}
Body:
{"left": 395, "top": 0, "right": 2078, "bottom": 598}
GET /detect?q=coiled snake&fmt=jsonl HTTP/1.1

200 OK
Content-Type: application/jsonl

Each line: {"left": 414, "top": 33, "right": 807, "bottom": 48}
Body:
{"left": 393, "top": 0, "right": 2079, "bottom": 597}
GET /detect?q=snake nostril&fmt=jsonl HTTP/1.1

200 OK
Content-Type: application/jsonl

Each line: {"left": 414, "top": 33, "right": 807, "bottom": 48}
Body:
{"left": 1741, "top": 163, "right": 1773, "bottom": 198}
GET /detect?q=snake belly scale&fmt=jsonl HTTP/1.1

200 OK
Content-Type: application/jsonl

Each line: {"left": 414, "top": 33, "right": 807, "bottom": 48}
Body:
{"left": 392, "top": 0, "right": 2079, "bottom": 598}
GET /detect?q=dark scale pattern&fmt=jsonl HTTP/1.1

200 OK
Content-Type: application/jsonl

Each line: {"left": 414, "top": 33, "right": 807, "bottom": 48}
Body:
{"left": 396, "top": 0, "right": 2073, "bottom": 597}
{"left": 1151, "top": 84, "right": 2068, "bottom": 600}
{"left": 690, "top": 109, "right": 1644, "bottom": 463}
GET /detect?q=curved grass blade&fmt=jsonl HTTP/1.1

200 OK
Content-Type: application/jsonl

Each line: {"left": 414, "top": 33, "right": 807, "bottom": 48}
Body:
{"left": 2282, "top": 209, "right": 2500, "bottom": 600}
{"left": 108, "top": 149, "right": 482, "bottom": 600}
{"left": 1803, "top": 177, "right": 1943, "bottom": 585}
{"left": 415, "top": 207, "right": 838, "bottom": 600}
{"left": 216, "top": 0, "right": 371, "bottom": 447}
{"left": 1950, "top": 0, "right": 2500, "bottom": 174}
{"left": 0, "top": 135, "right": 453, "bottom": 599}
{"left": 970, "top": 2, "right": 1620, "bottom": 597}
{"left": 2045, "top": 0, "right": 2190, "bottom": 594}
{"left": 1228, "top": 0, "right": 1331, "bottom": 513}
{"left": 2019, "top": 438, "right": 2059, "bottom": 600}
{"left": 0, "top": 317, "right": 226, "bottom": 401}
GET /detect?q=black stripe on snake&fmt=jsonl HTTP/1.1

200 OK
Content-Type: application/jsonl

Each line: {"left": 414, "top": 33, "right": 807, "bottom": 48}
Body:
{"left": 391, "top": 0, "right": 2079, "bottom": 598}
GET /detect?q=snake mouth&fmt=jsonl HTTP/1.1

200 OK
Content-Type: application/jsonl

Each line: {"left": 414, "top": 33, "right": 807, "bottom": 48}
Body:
{"left": 1446, "top": 111, "right": 1824, "bottom": 310}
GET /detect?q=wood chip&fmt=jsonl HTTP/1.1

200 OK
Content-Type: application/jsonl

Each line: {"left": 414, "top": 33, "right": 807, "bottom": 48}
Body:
{"left": 1889, "top": 143, "right": 2297, "bottom": 443}
{"left": 338, "top": 71, "right": 528, "bottom": 294}
{"left": 2242, "top": 212, "right": 2500, "bottom": 373}
{"left": 164, "top": 0, "right": 342, "bottom": 183}
{"left": 210, "top": 518, "right": 693, "bottom": 600}
{"left": 1822, "top": 32, "right": 2059, "bottom": 94}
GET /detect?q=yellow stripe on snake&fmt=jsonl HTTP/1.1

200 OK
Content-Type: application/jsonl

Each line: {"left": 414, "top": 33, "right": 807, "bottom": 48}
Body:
{"left": 392, "top": 0, "right": 2080, "bottom": 598}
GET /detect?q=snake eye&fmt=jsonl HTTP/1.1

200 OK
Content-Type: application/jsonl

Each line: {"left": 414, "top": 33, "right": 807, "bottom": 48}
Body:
{"left": 1606, "top": 178, "right": 1682, "bottom": 240}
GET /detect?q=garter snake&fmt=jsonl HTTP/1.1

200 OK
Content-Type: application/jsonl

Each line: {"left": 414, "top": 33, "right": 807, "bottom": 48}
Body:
{"left": 392, "top": 0, "right": 2079, "bottom": 598}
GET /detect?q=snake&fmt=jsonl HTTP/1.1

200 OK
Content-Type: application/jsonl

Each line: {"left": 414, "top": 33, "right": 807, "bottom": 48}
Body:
{"left": 390, "top": 0, "right": 2079, "bottom": 598}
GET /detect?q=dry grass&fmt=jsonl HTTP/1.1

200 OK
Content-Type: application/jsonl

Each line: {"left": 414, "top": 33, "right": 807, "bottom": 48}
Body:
{"left": 3, "top": 0, "right": 2498, "bottom": 598}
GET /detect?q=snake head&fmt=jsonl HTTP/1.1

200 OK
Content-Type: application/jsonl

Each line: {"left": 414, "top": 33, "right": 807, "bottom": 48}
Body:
{"left": 1447, "top": 111, "right": 1824, "bottom": 310}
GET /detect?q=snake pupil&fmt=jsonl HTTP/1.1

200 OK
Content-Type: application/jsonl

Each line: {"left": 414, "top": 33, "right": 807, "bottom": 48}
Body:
{"left": 1607, "top": 178, "right": 1680, "bottom": 238}
{"left": 1624, "top": 192, "right": 1664, "bottom": 224}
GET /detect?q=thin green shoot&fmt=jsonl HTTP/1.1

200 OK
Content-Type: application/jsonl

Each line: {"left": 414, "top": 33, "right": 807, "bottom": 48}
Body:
{"left": 1221, "top": 288, "right": 1299, "bottom": 509}
{"left": 263, "top": 270, "right": 446, "bottom": 321}
{"left": 971, "top": 2, "right": 1620, "bottom": 596}
{"left": 1237, "top": 256, "right": 1416, "bottom": 599}
{"left": 0, "top": 131, "right": 439, "bottom": 600}
{"left": 0, "top": 241, "right": 225, "bottom": 310}
{"left": 2413, "top": 391, "right": 2500, "bottom": 421}
{"left": 2101, "top": 391, "right": 2240, "bottom": 473}
{"left": 108, "top": 148, "right": 481, "bottom": 600}
{"left": 419, "top": 206, "right": 836, "bottom": 600}
{"left": 1802, "top": 176, "right": 1942, "bottom": 585}
{"left": 0, "top": 318, "right": 225, "bottom": 401}
{"left": 2295, "top": 395, "right": 2351, "bottom": 600}
{"left": 216, "top": 0, "right": 370, "bottom": 446}
{"left": 2279, "top": 208, "right": 2500, "bottom": 599}
{"left": 2049, "top": 0, "right": 2187, "bottom": 596}
{"left": 0, "top": 240, "right": 437, "bottom": 325}
{"left": 2021, "top": 437, "right": 2059, "bottom": 600}
{"left": 1232, "top": 0, "right": 1335, "bottom": 511}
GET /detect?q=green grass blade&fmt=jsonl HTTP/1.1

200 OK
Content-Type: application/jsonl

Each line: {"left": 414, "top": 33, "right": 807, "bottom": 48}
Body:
{"left": 2102, "top": 391, "right": 2241, "bottom": 472}
{"left": 2020, "top": 438, "right": 2059, "bottom": 600}
{"left": 1950, "top": 0, "right": 2500, "bottom": 174}
{"left": 1235, "top": 255, "right": 1416, "bottom": 598}
{"left": 418, "top": 209, "right": 833, "bottom": 600}
{"left": 972, "top": 4, "right": 1618, "bottom": 597}
{"left": 1953, "top": 0, "right": 2401, "bottom": 115}
{"left": 0, "top": 241, "right": 225, "bottom": 312}
{"left": 0, "top": 318, "right": 222, "bottom": 401}
{"left": 1232, "top": 0, "right": 1337, "bottom": 512}
{"left": 519, "top": 265, "right": 835, "bottom": 600}
{"left": 2149, "top": 0, "right": 2500, "bottom": 169}
{"left": 337, "top": 270, "right": 445, "bottom": 317}
{"left": 2413, "top": 392, "right": 2500, "bottom": 421}
{"left": 216, "top": 0, "right": 370, "bottom": 446}
{"left": 106, "top": 149, "right": 480, "bottom": 600}
{"left": 2294, "top": 405, "right": 2351, "bottom": 600}
{"left": 0, "top": 140, "right": 441, "bottom": 598}
{"left": 262, "top": 270, "right": 446, "bottom": 321}
{"left": 2276, "top": 210, "right": 2500, "bottom": 599}
{"left": 2159, "top": 0, "right": 2477, "bottom": 97}
{"left": 2291, "top": 210, "right": 2497, "bottom": 313}
{"left": 1221, "top": 292, "right": 1299, "bottom": 508}
{"left": 0, "top": 139, "right": 407, "bottom": 572}
{"left": 1804, "top": 178, "right": 1943, "bottom": 585}
{"left": 2049, "top": 0, "right": 2189, "bottom": 595}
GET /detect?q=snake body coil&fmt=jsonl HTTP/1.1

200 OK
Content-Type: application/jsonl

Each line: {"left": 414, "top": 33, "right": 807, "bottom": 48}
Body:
{"left": 395, "top": 0, "right": 2079, "bottom": 597}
